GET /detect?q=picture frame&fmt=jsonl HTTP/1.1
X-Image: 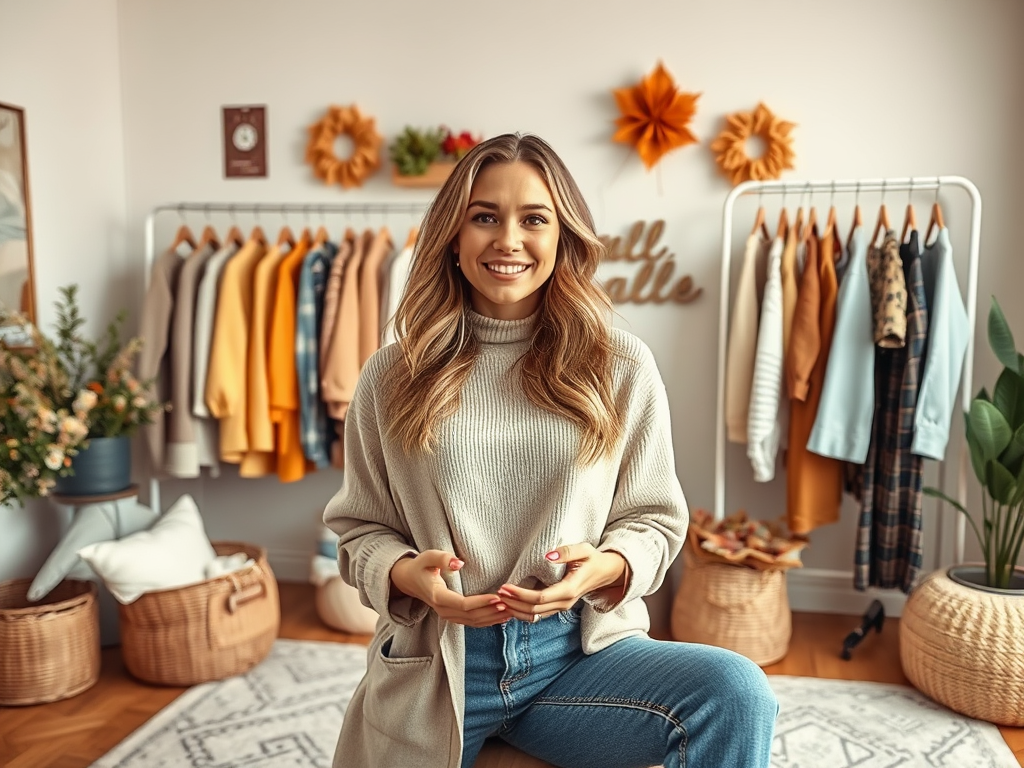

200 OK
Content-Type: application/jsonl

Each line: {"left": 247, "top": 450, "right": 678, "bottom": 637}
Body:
{"left": 0, "top": 100, "right": 38, "bottom": 348}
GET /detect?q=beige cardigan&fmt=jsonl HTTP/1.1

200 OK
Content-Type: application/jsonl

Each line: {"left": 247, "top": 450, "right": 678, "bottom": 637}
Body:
{"left": 323, "top": 312, "right": 687, "bottom": 768}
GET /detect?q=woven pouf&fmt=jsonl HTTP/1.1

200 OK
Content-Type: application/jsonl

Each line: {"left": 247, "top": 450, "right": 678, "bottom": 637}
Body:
{"left": 900, "top": 567, "right": 1024, "bottom": 726}
{"left": 671, "top": 547, "right": 791, "bottom": 666}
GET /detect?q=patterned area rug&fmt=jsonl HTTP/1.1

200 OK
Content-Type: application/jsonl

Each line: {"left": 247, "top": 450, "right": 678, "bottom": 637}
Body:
{"left": 93, "top": 639, "right": 1018, "bottom": 768}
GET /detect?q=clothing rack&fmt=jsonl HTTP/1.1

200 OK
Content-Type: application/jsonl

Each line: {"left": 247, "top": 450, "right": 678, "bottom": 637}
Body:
{"left": 142, "top": 201, "right": 430, "bottom": 513}
{"left": 714, "top": 176, "right": 982, "bottom": 567}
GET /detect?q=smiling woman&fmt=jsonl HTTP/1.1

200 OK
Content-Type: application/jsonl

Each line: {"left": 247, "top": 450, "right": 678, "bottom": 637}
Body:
{"left": 452, "top": 162, "right": 560, "bottom": 320}
{"left": 321, "top": 132, "right": 779, "bottom": 768}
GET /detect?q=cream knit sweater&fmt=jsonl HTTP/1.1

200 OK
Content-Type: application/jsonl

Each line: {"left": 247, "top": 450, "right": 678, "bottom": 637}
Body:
{"left": 323, "top": 310, "right": 687, "bottom": 768}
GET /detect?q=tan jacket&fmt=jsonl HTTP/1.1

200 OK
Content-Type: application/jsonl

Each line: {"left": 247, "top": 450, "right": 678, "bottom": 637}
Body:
{"left": 205, "top": 239, "right": 266, "bottom": 463}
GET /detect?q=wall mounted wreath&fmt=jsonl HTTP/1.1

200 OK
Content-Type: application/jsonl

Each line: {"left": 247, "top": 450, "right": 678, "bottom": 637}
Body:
{"left": 304, "top": 104, "right": 382, "bottom": 189}
{"left": 709, "top": 102, "right": 795, "bottom": 185}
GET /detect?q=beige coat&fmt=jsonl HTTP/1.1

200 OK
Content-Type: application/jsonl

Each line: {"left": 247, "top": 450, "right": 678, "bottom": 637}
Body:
{"left": 323, "top": 313, "right": 687, "bottom": 768}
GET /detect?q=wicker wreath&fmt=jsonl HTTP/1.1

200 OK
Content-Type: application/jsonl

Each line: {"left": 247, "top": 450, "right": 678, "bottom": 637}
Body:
{"left": 709, "top": 102, "right": 795, "bottom": 185}
{"left": 305, "top": 105, "right": 382, "bottom": 189}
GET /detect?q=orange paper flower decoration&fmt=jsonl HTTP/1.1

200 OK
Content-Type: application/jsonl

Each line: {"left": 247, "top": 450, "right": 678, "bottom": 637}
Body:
{"left": 709, "top": 102, "right": 796, "bottom": 185}
{"left": 305, "top": 104, "right": 383, "bottom": 189}
{"left": 612, "top": 61, "right": 700, "bottom": 170}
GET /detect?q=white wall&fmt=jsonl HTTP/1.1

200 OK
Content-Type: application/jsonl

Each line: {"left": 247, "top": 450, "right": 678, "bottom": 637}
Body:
{"left": 4, "top": 0, "right": 1023, "bottom": 628}
{"left": 0, "top": 0, "right": 129, "bottom": 580}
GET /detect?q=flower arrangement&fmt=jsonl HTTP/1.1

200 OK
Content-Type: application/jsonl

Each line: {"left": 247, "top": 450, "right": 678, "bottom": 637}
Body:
{"left": 389, "top": 125, "right": 482, "bottom": 178}
{"left": 0, "top": 285, "right": 165, "bottom": 505}
{"left": 440, "top": 128, "right": 481, "bottom": 161}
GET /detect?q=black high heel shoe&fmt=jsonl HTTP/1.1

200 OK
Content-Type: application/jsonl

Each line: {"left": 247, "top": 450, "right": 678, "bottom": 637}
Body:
{"left": 840, "top": 599, "right": 885, "bottom": 660}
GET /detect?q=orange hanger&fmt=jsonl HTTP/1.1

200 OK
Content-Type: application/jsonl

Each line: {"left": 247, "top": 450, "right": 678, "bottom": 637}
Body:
{"left": 249, "top": 225, "right": 267, "bottom": 246}
{"left": 277, "top": 225, "right": 296, "bottom": 249}
{"left": 870, "top": 203, "right": 891, "bottom": 247}
{"left": 750, "top": 206, "right": 771, "bottom": 240}
{"left": 170, "top": 223, "right": 197, "bottom": 251}
{"left": 800, "top": 206, "right": 818, "bottom": 244}
{"left": 313, "top": 226, "right": 330, "bottom": 247}
{"left": 196, "top": 225, "right": 220, "bottom": 251}
{"left": 900, "top": 202, "right": 917, "bottom": 244}
{"left": 792, "top": 206, "right": 805, "bottom": 242}
{"left": 824, "top": 205, "right": 837, "bottom": 238}
{"left": 404, "top": 226, "right": 419, "bottom": 250}
{"left": 224, "top": 225, "right": 245, "bottom": 248}
{"left": 775, "top": 208, "right": 789, "bottom": 240}
{"left": 925, "top": 201, "right": 946, "bottom": 245}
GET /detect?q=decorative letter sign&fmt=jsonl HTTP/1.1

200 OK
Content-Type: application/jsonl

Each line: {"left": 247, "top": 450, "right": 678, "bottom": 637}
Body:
{"left": 599, "top": 220, "right": 702, "bottom": 305}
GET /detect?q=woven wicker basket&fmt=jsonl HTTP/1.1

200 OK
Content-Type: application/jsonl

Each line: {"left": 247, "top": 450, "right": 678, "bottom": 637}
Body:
{"left": 900, "top": 567, "right": 1024, "bottom": 726}
{"left": 671, "top": 545, "right": 791, "bottom": 666}
{"left": 0, "top": 578, "right": 100, "bottom": 705}
{"left": 119, "top": 541, "right": 280, "bottom": 686}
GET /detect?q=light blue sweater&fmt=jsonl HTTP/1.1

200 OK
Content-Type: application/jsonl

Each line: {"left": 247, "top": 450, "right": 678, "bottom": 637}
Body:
{"left": 912, "top": 228, "right": 969, "bottom": 459}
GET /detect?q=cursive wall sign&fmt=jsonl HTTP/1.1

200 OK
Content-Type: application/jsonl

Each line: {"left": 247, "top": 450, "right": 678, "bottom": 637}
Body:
{"left": 598, "top": 220, "right": 702, "bottom": 305}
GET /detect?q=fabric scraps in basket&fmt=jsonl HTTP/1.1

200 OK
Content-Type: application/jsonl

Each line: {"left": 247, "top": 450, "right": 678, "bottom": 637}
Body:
{"left": 689, "top": 508, "right": 807, "bottom": 570}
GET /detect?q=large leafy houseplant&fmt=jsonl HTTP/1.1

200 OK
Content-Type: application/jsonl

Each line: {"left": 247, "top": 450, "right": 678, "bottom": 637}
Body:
{"left": 924, "top": 296, "right": 1024, "bottom": 589}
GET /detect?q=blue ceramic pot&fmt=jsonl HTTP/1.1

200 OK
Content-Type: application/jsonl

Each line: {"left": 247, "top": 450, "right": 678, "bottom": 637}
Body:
{"left": 54, "top": 436, "right": 132, "bottom": 496}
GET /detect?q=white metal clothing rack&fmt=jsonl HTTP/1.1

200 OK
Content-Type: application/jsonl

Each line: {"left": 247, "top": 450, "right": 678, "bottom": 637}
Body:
{"left": 714, "top": 176, "right": 982, "bottom": 566}
{"left": 142, "top": 201, "right": 430, "bottom": 513}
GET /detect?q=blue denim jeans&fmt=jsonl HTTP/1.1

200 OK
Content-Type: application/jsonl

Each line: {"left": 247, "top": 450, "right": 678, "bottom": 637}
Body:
{"left": 462, "top": 604, "right": 777, "bottom": 768}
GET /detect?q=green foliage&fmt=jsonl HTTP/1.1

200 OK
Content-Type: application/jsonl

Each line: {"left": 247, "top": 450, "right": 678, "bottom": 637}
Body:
{"left": 389, "top": 126, "right": 445, "bottom": 176}
{"left": 0, "top": 286, "right": 166, "bottom": 505}
{"left": 924, "top": 296, "right": 1024, "bottom": 589}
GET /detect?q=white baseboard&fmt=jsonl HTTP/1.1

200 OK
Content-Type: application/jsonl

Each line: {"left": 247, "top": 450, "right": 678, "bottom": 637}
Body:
{"left": 787, "top": 568, "right": 908, "bottom": 617}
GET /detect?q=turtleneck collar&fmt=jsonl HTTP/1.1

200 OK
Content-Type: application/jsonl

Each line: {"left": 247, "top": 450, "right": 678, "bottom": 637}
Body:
{"left": 468, "top": 309, "right": 538, "bottom": 345}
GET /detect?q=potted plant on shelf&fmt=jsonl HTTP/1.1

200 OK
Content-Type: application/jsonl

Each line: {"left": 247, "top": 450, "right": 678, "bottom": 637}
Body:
{"left": 0, "top": 285, "right": 165, "bottom": 502}
{"left": 389, "top": 125, "right": 481, "bottom": 188}
{"left": 899, "top": 294, "right": 1024, "bottom": 727}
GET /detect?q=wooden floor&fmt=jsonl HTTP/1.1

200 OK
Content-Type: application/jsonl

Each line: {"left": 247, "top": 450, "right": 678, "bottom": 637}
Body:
{"left": 2, "top": 582, "right": 1021, "bottom": 767}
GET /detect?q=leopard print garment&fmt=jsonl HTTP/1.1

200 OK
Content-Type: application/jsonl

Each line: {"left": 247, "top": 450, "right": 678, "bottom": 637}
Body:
{"left": 866, "top": 231, "right": 907, "bottom": 348}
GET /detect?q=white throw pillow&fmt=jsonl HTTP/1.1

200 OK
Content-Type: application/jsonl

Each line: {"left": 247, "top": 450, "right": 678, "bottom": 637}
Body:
{"left": 77, "top": 493, "right": 217, "bottom": 604}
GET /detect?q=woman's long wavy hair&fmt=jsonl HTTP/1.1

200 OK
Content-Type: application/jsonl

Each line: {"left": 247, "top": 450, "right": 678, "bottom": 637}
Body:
{"left": 385, "top": 133, "right": 623, "bottom": 465}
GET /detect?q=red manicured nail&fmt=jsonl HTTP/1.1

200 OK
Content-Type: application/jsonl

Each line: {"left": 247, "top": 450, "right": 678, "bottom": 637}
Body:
{"left": 545, "top": 551, "right": 560, "bottom": 561}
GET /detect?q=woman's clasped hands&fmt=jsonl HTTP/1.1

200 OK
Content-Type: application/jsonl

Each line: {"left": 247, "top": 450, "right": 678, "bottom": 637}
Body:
{"left": 389, "top": 544, "right": 627, "bottom": 627}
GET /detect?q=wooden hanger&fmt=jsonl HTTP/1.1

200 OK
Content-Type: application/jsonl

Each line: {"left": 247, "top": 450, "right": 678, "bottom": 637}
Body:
{"left": 196, "top": 225, "right": 220, "bottom": 251}
{"left": 751, "top": 206, "right": 771, "bottom": 240}
{"left": 249, "top": 225, "right": 267, "bottom": 246}
{"left": 224, "top": 225, "right": 245, "bottom": 248}
{"left": 170, "top": 223, "right": 197, "bottom": 251}
{"left": 824, "top": 205, "right": 837, "bottom": 238}
{"left": 870, "top": 203, "right": 891, "bottom": 247}
{"left": 925, "top": 201, "right": 946, "bottom": 245}
{"left": 900, "top": 203, "right": 917, "bottom": 244}
{"left": 312, "top": 225, "right": 330, "bottom": 247}
{"left": 792, "top": 206, "right": 805, "bottom": 243}
{"left": 775, "top": 208, "right": 789, "bottom": 241}
{"left": 801, "top": 207, "right": 818, "bottom": 244}
{"left": 276, "top": 225, "right": 296, "bottom": 249}
{"left": 846, "top": 204, "right": 863, "bottom": 252}
{"left": 405, "top": 226, "right": 420, "bottom": 250}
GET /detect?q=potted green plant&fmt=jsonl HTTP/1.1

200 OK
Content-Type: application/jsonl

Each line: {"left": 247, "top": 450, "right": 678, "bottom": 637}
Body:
{"left": 389, "top": 126, "right": 446, "bottom": 187}
{"left": 899, "top": 294, "right": 1024, "bottom": 728}
{"left": 923, "top": 295, "right": 1024, "bottom": 591}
